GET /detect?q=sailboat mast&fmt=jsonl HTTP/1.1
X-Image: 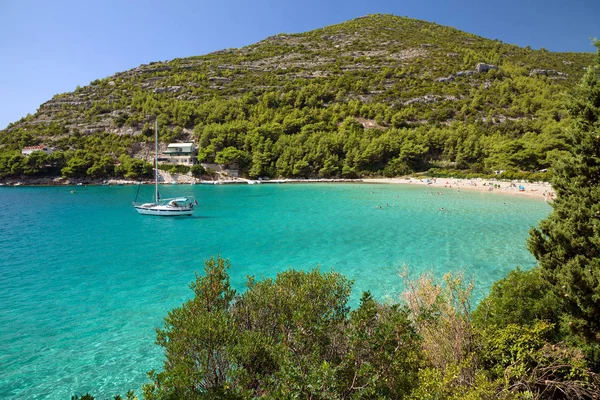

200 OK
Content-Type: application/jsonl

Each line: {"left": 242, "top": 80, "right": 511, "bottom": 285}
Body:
{"left": 155, "top": 119, "right": 159, "bottom": 204}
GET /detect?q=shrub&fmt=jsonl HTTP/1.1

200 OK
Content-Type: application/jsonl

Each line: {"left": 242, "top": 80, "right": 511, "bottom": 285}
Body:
{"left": 473, "top": 267, "right": 561, "bottom": 331}
{"left": 401, "top": 270, "right": 477, "bottom": 387}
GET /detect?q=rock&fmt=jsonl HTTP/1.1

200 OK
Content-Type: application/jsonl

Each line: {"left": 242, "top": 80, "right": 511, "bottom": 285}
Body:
{"left": 320, "top": 34, "right": 348, "bottom": 41}
{"left": 475, "top": 63, "right": 498, "bottom": 73}
{"left": 435, "top": 64, "right": 495, "bottom": 83}
{"left": 265, "top": 34, "right": 288, "bottom": 42}
{"left": 152, "top": 86, "right": 183, "bottom": 94}
{"left": 208, "top": 76, "right": 232, "bottom": 82}
{"left": 529, "top": 69, "right": 567, "bottom": 77}
{"left": 387, "top": 48, "right": 428, "bottom": 61}
{"left": 454, "top": 70, "right": 476, "bottom": 77}
{"left": 402, "top": 94, "right": 458, "bottom": 106}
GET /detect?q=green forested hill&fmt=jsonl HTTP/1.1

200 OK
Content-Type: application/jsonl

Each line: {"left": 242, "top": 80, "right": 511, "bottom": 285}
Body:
{"left": 0, "top": 14, "right": 595, "bottom": 180}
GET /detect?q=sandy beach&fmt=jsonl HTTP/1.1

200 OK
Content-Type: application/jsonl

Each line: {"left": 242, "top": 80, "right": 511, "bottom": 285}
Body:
{"left": 362, "top": 177, "right": 554, "bottom": 201}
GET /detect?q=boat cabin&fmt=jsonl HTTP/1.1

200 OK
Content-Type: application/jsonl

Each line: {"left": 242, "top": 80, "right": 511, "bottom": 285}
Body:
{"left": 166, "top": 197, "right": 195, "bottom": 208}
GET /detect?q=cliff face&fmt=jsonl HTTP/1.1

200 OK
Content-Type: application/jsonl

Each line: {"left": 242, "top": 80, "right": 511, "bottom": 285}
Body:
{"left": 0, "top": 14, "right": 596, "bottom": 180}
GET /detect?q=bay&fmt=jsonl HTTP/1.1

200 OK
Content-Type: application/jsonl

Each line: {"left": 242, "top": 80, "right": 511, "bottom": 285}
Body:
{"left": 0, "top": 183, "right": 550, "bottom": 399}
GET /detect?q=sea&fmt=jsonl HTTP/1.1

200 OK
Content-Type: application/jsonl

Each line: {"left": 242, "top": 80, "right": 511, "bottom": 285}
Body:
{"left": 0, "top": 183, "right": 551, "bottom": 399}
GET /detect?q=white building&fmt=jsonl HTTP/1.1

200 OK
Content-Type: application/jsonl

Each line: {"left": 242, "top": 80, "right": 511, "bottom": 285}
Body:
{"left": 21, "top": 145, "right": 53, "bottom": 156}
{"left": 158, "top": 143, "right": 197, "bottom": 166}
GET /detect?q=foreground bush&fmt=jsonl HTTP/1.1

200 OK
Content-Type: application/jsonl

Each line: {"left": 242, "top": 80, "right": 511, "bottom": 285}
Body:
{"left": 143, "top": 256, "right": 423, "bottom": 399}
{"left": 78, "top": 258, "right": 600, "bottom": 399}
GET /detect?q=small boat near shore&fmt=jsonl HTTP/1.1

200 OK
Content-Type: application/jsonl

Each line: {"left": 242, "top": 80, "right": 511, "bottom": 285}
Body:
{"left": 132, "top": 120, "right": 196, "bottom": 216}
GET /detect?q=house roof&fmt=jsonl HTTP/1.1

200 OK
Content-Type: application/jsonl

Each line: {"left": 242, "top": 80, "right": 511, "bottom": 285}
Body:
{"left": 167, "top": 143, "right": 194, "bottom": 147}
{"left": 23, "top": 145, "right": 48, "bottom": 150}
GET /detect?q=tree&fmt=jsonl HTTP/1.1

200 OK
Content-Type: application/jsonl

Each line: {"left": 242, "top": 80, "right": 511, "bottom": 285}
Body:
{"left": 23, "top": 151, "right": 48, "bottom": 175}
{"left": 528, "top": 42, "right": 600, "bottom": 338}
{"left": 144, "top": 256, "right": 236, "bottom": 399}
{"left": 233, "top": 268, "right": 353, "bottom": 398}
{"left": 7, "top": 154, "right": 25, "bottom": 176}
{"left": 214, "top": 147, "right": 248, "bottom": 168}
{"left": 61, "top": 150, "right": 95, "bottom": 178}
{"left": 340, "top": 292, "right": 422, "bottom": 398}
{"left": 144, "top": 257, "right": 427, "bottom": 399}
{"left": 86, "top": 156, "right": 115, "bottom": 178}
{"left": 473, "top": 267, "right": 561, "bottom": 330}
{"left": 114, "top": 155, "right": 153, "bottom": 179}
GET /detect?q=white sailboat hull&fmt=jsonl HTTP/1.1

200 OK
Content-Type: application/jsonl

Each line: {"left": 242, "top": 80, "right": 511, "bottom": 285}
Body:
{"left": 134, "top": 204, "right": 194, "bottom": 216}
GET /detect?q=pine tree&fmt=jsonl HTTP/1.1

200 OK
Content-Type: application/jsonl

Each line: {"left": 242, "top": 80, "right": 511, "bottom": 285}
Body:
{"left": 528, "top": 41, "right": 600, "bottom": 338}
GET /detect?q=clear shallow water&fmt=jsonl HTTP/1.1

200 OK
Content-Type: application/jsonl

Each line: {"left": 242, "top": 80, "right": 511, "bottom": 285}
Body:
{"left": 0, "top": 183, "right": 550, "bottom": 399}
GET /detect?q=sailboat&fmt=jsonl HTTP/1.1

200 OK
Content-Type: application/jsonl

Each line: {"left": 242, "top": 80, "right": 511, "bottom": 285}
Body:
{"left": 132, "top": 120, "right": 197, "bottom": 216}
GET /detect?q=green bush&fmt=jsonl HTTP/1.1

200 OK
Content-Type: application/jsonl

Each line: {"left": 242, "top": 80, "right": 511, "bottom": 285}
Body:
{"left": 479, "top": 322, "right": 599, "bottom": 398}
{"left": 473, "top": 267, "right": 561, "bottom": 331}
{"left": 143, "top": 257, "right": 423, "bottom": 399}
{"left": 157, "top": 163, "right": 190, "bottom": 174}
{"left": 190, "top": 163, "right": 205, "bottom": 178}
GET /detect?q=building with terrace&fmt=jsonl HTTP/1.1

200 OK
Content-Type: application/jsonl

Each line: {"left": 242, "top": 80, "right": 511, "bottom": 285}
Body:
{"left": 157, "top": 143, "right": 197, "bottom": 166}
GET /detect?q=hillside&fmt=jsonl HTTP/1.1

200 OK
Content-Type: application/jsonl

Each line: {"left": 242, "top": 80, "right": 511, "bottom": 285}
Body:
{"left": 0, "top": 14, "right": 595, "bottom": 181}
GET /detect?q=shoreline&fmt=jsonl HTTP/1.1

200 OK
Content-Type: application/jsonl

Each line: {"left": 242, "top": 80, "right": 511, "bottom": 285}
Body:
{"left": 362, "top": 177, "right": 554, "bottom": 201}
{"left": 0, "top": 176, "right": 554, "bottom": 201}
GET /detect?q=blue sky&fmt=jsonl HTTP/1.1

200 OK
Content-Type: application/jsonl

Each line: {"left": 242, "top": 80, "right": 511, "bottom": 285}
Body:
{"left": 0, "top": 0, "right": 598, "bottom": 129}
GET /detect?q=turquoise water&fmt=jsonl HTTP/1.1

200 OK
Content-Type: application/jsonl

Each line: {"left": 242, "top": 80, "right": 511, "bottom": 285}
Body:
{"left": 0, "top": 183, "right": 550, "bottom": 399}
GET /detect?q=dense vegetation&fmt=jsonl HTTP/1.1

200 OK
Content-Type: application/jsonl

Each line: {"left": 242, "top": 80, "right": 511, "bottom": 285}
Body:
{"left": 74, "top": 258, "right": 600, "bottom": 400}
{"left": 1, "top": 14, "right": 596, "bottom": 181}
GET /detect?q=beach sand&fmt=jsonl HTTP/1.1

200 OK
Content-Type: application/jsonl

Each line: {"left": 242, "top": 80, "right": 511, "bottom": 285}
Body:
{"left": 362, "top": 177, "right": 554, "bottom": 201}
